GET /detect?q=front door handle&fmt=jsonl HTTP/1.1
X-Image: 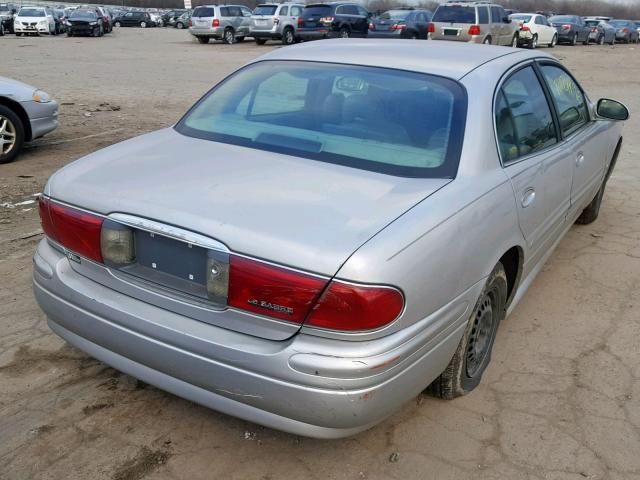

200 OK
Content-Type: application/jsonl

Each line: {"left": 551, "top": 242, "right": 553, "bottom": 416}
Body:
{"left": 576, "top": 153, "right": 585, "bottom": 166}
{"left": 521, "top": 188, "right": 536, "bottom": 208}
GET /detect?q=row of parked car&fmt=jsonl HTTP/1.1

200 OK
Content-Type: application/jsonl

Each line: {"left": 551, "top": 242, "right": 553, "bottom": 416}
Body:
{"left": 183, "top": 0, "right": 640, "bottom": 48}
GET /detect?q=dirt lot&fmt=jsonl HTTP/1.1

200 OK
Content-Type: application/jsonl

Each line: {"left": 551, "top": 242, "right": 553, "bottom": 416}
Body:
{"left": 1, "top": 27, "right": 639, "bottom": 480}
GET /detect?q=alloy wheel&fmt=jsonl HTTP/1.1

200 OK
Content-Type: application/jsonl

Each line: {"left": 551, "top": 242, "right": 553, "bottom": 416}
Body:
{"left": 0, "top": 116, "right": 17, "bottom": 156}
{"left": 224, "top": 29, "right": 234, "bottom": 43}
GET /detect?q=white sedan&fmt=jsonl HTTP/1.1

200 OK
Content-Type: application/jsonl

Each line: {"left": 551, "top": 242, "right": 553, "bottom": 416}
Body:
{"left": 13, "top": 6, "right": 55, "bottom": 35}
{"left": 511, "top": 13, "right": 558, "bottom": 49}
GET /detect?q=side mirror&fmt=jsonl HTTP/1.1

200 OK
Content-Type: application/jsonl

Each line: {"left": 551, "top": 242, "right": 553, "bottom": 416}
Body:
{"left": 503, "top": 16, "right": 511, "bottom": 23}
{"left": 596, "top": 98, "right": 629, "bottom": 121}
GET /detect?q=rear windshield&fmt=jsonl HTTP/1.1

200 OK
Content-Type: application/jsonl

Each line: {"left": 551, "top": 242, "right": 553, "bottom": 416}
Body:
{"left": 584, "top": 20, "right": 600, "bottom": 26}
{"left": 549, "top": 16, "right": 577, "bottom": 23}
{"left": 432, "top": 6, "right": 475, "bottom": 24}
{"left": 610, "top": 20, "right": 629, "bottom": 27}
{"left": 18, "top": 7, "right": 45, "bottom": 16}
{"left": 510, "top": 14, "right": 532, "bottom": 23}
{"left": 253, "top": 5, "right": 277, "bottom": 15}
{"left": 380, "top": 10, "right": 411, "bottom": 20}
{"left": 303, "top": 5, "right": 331, "bottom": 16}
{"left": 192, "top": 6, "right": 214, "bottom": 17}
{"left": 177, "top": 61, "right": 466, "bottom": 178}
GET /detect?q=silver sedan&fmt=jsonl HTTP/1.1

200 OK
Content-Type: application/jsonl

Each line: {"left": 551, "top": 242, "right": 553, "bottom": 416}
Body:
{"left": 33, "top": 40, "right": 628, "bottom": 438}
{"left": 1, "top": 76, "right": 59, "bottom": 164}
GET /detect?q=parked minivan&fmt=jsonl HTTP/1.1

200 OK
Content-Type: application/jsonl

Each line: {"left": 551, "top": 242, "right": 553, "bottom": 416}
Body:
{"left": 429, "top": 1, "right": 519, "bottom": 47}
{"left": 297, "top": 2, "right": 369, "bottom": 40}
{"left": 251, "top": 2, "right": 304, "bottom": 45}
{"left": 189, "top": 4, "right": 253, "bottom": 44}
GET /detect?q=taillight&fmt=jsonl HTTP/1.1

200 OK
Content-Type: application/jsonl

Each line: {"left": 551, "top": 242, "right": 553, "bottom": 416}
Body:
{"left": 591, "top": 27, "right": 597, "bottom": 32}
{"left": 212, "top": 18, "right": 219, "bottom": 27}
{"left": 368, "top": 22, "right": 374, "bottom": 30}
{"left": 319, "top": 16, "right": 334, "bottom": 23}
{"left": 188, "top": 19, "right": 192, "bottom": 27}
{"left": 623, "top": 27, "right": 629, "bottom": 33}
{"left": 468, "top": 24, "right": 481, "bottom": 36}
{"left": 306, "top": 281, "right": 404, "bottom": 331}
{"left": 273, "top": 17, "right": 279, "bottom": 25}
{"left": 427, "top": 22, "right": 435, "bottom": 33}
{"left": 297, "top": 17, "right": 303, "bottom": 27}
{"left": 391, "top": 23, "right": 405, "bottom": 30}
{"left": 520, "top": 25, "right": 530, "bottom": 31}
{"left": 562, "top": 24, "right": 571, "bottom": 30}
{"left": 228, "top": 255, "right": 326, "bottom": 323}
{"left": 38, "top": 196, "right": 103, "bottom": 263}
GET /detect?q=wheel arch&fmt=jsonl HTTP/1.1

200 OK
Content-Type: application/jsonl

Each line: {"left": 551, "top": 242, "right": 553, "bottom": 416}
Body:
{"left": 498, "top": 245, "right": 524, "bottom": 309}
{"left": 0, "top": 96, "right": 32, "bottom": 141}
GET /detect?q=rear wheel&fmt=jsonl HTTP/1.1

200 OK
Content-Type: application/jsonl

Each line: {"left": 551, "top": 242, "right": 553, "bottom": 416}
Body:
{"left": 114, "top": 21, "right": 121, "bottom": 27}
{"left": 598, "top": 34, "right": 605, "bottom": 45}
{"left": 255, "top": 37, "right": 267, "bottom": 45}
{"left": 571, "top": 33, "right": 578, "bottom": 45}
{"left": 427, "top": 262, "right": 508, "bottom": 399}
{"left": 511, "top": 33, "right": 519, "bottom": 48}
{"left": 196, "top": 35, "right": 209, "bottom": 44}
{"left": 223, "top": 28, "right": 234, "bottom": 44}
{"left": 0, "top": 105, "right": 25, "bottom": 165}
{"left": 140, "top": 21, "right": 147, "bottom": 28}
{"left": 583, "top": 34, "right": 589, "bottom": 45}
{"left": 549, "top": 33, "right": 557, "bottom": 47}
{"left": 483, "top": 36, "right": 491, "bottom": 45}
{"left": 339, "top": 26, "right": 350, "bottom": 38}
{"left": 282, "top": 27, "right": 295, "bottom": 45}
{"left": 529, "top": 34, "right": 538, "bottom": 49}
{"left": 176, "top": 22, "right": 184, "bottom": 29}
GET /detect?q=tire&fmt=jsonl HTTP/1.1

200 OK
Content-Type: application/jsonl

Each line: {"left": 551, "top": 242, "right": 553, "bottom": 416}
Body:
{"left": 16, "top": 32, "right": 22, "bottom": 36}
{"left": 67, "top": 32, "right": 72, "bottom": 37}
{"left": 176, "top": 22, "right": 184, "bottom": 29}
{"left": 0, "top": 105, "right": 25, "bottom": 165}
{"left": 99, "top": 25, "right": 104, "bottom": 37}
{"left": 583, "top": 35, "right": 589, "bottom": 45}
{"left": 528, "top": 34, "right": 538, "bottom": 49}
{"left": 511, "top": 33, "right": 519, "bottom": 48}
{"left": 339, "top": 26, "right": 350, "bottom": 38}
{"left": 196, "top": 36, "right": 209, "bottom": 44}
{"left": 427, "top": 262, "right": 508, "bottom": 399}
{"left": 0, "top": 23, "right": 4, "bottom": 36}
{"left": 114, "top": 21, "right": 121, "bottom": 27}
{"left": 598, "top": 34, "right": 604, "bottom": 45}
{"left": 576, "top": 139, "right": 622, "bottom": 225}
{"left": 483, "top": 36, "right": 491, "bottom": 45}
{"left": 223, "top": 28, "right": 234, "bottom": 44}
{"left": 255, "top": 38, "right": 267, "bottom": 45}
{"left": 282, "top": 27, "right": 295, "bottom": 45}
{"left": 571, "top": 33, "right": 578, "bottom": 45}
{"left": 549, "top": 34, "right": 557, "bottom": 48}
{"left": 140, "top": 21, "right": 147, "bottom": 28}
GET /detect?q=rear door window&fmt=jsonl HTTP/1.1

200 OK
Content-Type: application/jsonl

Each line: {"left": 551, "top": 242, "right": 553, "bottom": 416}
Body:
{"left": 279, "top": 6, "right": 288, "bottom": 15}
{"left": 490, "top": 6, "right": 502, "bottom": 23}
{"left": 498, "top": 66, "right": 557, "bottom": 161}
{"left": 540, "top": 65, "right": 590, "bottom": 137}
{"left": 477, "top": 7, "right": 489, "bottom": 24}
{"left": 432, "top": 6, "right": 475, "bottom": 24}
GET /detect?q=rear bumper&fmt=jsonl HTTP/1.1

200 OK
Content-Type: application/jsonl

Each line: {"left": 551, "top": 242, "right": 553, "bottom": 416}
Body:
{"left": 189, "top": 26, "right": 222, "bottom": 38}
{"left": 297, "top": 28, "right": 329, "bottom": 40}
{"left": 33, "top": 239, "right": 473, "bottom": 438}
{"left": 251, "top": 29, "right": 281, "bottom": 39}
{"left": 367, "top": 30, "right": 403, "bottom": 39}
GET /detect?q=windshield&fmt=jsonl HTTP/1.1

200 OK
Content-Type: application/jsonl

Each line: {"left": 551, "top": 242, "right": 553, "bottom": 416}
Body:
{"left": 510, "top": 14, "right": 532, "bottom": 23}
{"left": 253, "top": 5, "right": 277, "bottom": 15}
{"left": 192, "top": 6, "right": 214, "bottom": 17}
{"left": 549, "top": 16, "right": 577, "bottom": 24}
{"left": 71, "top": 10, "right": 96, "bottom": 19}
{"left": 380, "top": 10, "right": 411, "bottom": 20}
{"left": 432, "top": 6, "right": 475, "bottom": 24}
{"left": 177, "top": 61, "right": 466, "bottom": 178}
{"left": 610, "top": 20, "right": 629, "bottom": 27}
{"left": 18, "top": 7, "right": 45, "bottom": 16}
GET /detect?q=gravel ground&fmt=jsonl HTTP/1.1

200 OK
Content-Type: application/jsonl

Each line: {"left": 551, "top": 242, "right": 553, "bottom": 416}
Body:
{"left": 1, "top": 27, "right": 639, "bottom": 480}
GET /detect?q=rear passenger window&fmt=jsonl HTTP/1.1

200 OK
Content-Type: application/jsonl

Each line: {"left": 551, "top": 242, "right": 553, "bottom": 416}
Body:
{"left": 279, "top": 6, "right": 288, "bottom": 15}
{"left": 477, "top": 7, "right": 488, "bottom": 24}
{"left": 290, "top": 6, "right": 302, "bottom": 15}
{"left": 343, "top": 5, "right": 359, "bottom": 15}
{"left": 540, "top": 65, "right": 590, "bottom": 137}
{"left": 490, "top": 6, "right": 501, "bottom": 22}
{"left": 496, "top": 66, "right": 557, "bottom": 162}
{"left": 219, "top": 7, "right": 229, "bottom": 16}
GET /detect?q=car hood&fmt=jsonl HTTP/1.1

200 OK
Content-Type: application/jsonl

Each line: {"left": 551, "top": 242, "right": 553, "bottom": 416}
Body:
{"left": 46, "top": 128, "right": 450, "bottom": 275}
{"left": 0, "top": 75, "right": 37, "bottom": 101}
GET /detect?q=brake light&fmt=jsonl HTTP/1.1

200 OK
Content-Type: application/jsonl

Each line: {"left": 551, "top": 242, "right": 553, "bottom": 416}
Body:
{"left": 562, "top": 24, "right": 571, "bottom": 30}
{"left": 297, "top": 17, "right": 303, "bottom": 27}
{"left": 307, "top": 281, "right": 404, "bottom": 331}
{"left": 468, "top": 24, "right": 481, "bottom": 35}
{"left": 368, "top": 22, "right": 374, "bottom": 30}
{"left": 188, "top": 19, "right": 192, "bottom": 27}
{"left": 623, "top": 27, "right": 629, "bottom": 33}
{"left": 520, "top": 25, "right": 530, "bottom": 31}
{"left": 212, "top": 18, "right": 219, "bottom": 27}
{"left": 38, "top": 196, "right": 103, "bottom": 263}
{"left": 228, "top": 256, "right": 326, "bottom": 323}
{"left": 391, "top": 23, "right": 405, "bottom": 30}
{"left": 427, "top": 22, "right": 435, "bottom": 33}
{"left": 319, "top": 16, "right": 334, "bottom": 23}
{"left": 591, "top": 27, "right": 597, "bottom": 32}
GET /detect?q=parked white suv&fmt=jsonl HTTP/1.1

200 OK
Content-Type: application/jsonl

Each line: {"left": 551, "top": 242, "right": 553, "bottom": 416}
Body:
{"left": 250, "top": 3, "right": 304, "bottom": 45}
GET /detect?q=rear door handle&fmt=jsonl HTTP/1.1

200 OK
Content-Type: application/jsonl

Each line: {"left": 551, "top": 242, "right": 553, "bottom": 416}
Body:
{"left": 576, "top": 153, "right": 585, "bottom": 166}
{"left": 521, "top": 188, "right": 536, "bottom": 208}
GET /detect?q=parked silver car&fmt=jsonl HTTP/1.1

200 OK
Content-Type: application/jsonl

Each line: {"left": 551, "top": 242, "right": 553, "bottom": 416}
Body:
{"left": 33, "top": 40, "right": 628, "bottom": 438}
{"left": 188, "top": 4, "right": 252, "bottom": 44}
{"left": 251, "top": 2, "right": 304, "bottom": 45}
{"left": 429, "top": 1, "right": 519, "bottom": 46}
{"left": 1, "top": 76, "right": 58, "bottom": 164}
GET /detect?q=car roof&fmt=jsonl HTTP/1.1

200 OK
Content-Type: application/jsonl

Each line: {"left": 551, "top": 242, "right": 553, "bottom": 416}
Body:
{"left": 257, "top": 39, "right": 552, "bottom": 80}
